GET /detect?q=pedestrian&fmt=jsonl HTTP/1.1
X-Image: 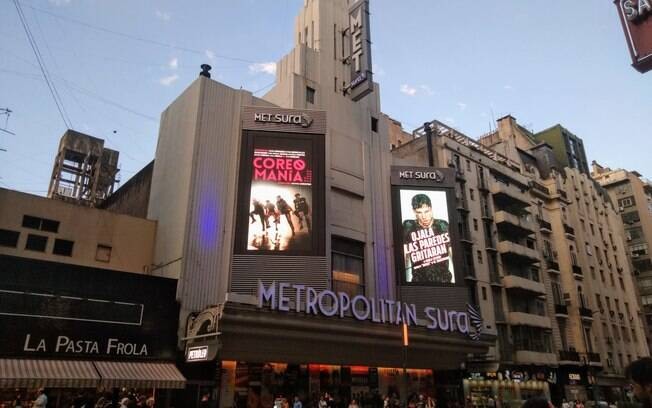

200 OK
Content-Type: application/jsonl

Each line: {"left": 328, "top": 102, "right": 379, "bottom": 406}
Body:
{"left": 13, "top": 393, "right": 22, "bottom": 408}
{"left": 426, "top": 396, "right": 436, "bottom": 408}
{"left": 349, "top": 399, "right": 360, "bottom": 408}
{"left": 200, "top": 391, "right": 212, "bottom": 408}
{"left": 626, "top": 357, "right": 652, "bottom": 408}
{"left": 319, "top": 395, "right": 328, "bottom": 408}
{"left": 383, "top": 396, "right": 390, "bottom": 408}
{"left": 295, "top": 396, "right": 304, "bottom": 408}
{"left": 95, "top": 392, "right": 113, "bottom": 408}
{"left": 417, "top": 395, "right": 426, "bottom": 408}
{"left": 561, "top": 399, "right": 569, "bottom": 408}
{"left": 575, "top": 400, "right": 584, "bottom": 408}
{"left": 32, "top": 388, "right": 48, "bottom": 408}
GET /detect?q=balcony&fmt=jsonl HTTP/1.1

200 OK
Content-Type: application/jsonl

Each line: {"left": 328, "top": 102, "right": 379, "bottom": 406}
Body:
{"left": 514, "top": 350, "right": 557, "bottom": 365}
{"left": 547, "top": 260, "right": 560, "bottom": 273}
{"left": 490, "top": 181, "right": 531, "bottom": 209}
{"left": 564, "top": 224, "right": 576, "bottom": 238}
{"left": 572, "top": 265, "right": 583, "bottom": 277}
{"left": 558, "top": 350, "right": 581, "bottom": 365}
{"left": 507, "top": 312, "right": 552, "bottom": 329}
{"left": 494, "top": 211, "right": 536, "bottom": 235}
{"left": 503, "top": 274, "right": 546, "bottom": 295}
{"left": 586, "top": 352, "right": 603, "bottom": 367}
{"left": 529, "top": 180, "right": 551, "bottom": 199}
{"left": 554, "top": 304, "right": 569, "bottom": 317}
{"left": 538, "top": 218, "right": 552, "bottom": 233}
{"left": 497, "top": 241, "right": 540, "bottom": 264}
{"left": 579, "top": 307, "right": 594, "bottom": 320}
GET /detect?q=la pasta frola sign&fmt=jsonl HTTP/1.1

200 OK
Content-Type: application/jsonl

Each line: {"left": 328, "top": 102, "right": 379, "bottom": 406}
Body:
{"left": 23, "top": 334, "right": 149, "bottom": 356}
{"left": 257, "top": 281, "right": 482, "bottom": 340}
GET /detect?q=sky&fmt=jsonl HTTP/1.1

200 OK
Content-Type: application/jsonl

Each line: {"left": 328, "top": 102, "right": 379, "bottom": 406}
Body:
{"left": 1, "top": 0, "right": 651, "bottom": 195}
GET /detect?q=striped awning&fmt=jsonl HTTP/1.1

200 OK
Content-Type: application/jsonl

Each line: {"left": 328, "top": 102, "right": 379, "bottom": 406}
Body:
{"left": 0, "top": 359, "right": 100, "bottom": 388}
{"left": 94, "top": 361, "right": 186, "bottom": 389}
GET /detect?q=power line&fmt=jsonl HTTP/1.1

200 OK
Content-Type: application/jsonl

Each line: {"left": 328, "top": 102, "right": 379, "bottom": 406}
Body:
{"left": 13, "top": 0, "right": 73, "bottom": 129}
{"left": 22, "top": 2, "right": 259, "bottom": 64}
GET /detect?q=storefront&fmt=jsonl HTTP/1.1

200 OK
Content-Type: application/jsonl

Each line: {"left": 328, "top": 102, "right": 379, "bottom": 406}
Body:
{"left": 463, "top": 369, "right": 552, "bottom": 408}
{"left": 0, "top": 255, "right": 186, "bottom": 406}
{"left": 180, "top": 299, "right": 491, "bottom": 408}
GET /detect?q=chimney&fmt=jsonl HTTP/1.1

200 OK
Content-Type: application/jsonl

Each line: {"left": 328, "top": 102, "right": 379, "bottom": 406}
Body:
{"left": 200, "top": 64, "right": 212, "bottom": 78}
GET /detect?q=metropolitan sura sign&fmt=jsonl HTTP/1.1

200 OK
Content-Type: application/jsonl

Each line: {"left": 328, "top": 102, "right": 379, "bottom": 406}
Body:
{"left": 257, "top": 281, "right": 483, "bottom": 340}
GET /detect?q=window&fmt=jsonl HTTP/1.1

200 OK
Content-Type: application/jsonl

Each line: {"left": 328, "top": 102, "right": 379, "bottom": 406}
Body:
{"left": 25, "top": 234, "right": 47, "bottom": 252}
{"left": 630, "top": 243, "right": 649, "bottom": 257}
{"left": 96, "top": 245, "right": 112, "bottom": 263}
{"left": 469, "top": 189, "right": 475, "bottom": 201}
{"left": 590, "top": 266, "right": 596, "bottom": 280}
{"left": 622, "top": 211, "right": 640, "bottom": 224}
{"left": 22, "top": 215, "right": 60, "bottom": 233}
{"left": 585, "top": 242, "right": 592, "bottom": 255}
{"left": 477, "top": 250, "right": 483, "bottom": 264}
{"left": 306, "top": 86, "right": 315, "bottom": 104}
{"left": 332, "top": 237, "right": 364, "bottom": 297}
{"left": 466, "top": 159, "right": 471, "bottom": 171}
{"left": 52, "top": 239, "right": 74, "bottom": 257}
{"left": 618, "top": 196, "right": 635, "bottom": 208}
{"left": 628, "top": 227, "right": 644, "bottom": 241}
{"left": 0, "top": 229, "right": 20, "bottom": 248}
{"left": 590, "top": 223, "right": 595, "bottom": 236}
{"left": 619, "top": 277, "right": 625, "bottom": 290}
{"left": 600, "top": 269, "right": 605, "bottom": 283}
{"left": 371, "top": 116, "right": 378, "bottom": 132}
{"left": 473, "top": 218, "right": 478, "bottom": 231}
{"left": 610, "top": 273, "right": 615, "bottom": 287}
{"left": 481, "top": 286, "right": 487, "bottom": 301}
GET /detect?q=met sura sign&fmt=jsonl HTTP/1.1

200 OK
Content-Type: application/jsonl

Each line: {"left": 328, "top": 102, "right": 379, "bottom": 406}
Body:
{"left": 257, "top": 280, "right": 483, "bottom": 340}
{"left": 615, "top": 0, "right": 652, "bottom": 72}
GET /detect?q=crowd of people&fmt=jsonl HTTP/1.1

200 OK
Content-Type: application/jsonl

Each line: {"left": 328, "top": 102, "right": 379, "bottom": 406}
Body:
{"left": 4, "top": 389, "right": 155, "bottom": 408}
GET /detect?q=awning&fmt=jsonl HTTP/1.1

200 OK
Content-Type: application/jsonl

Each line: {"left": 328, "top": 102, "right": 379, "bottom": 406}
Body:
{"left": 0, "top": 359, "right": 100, "bottom": 388}
{"left": 94, "top": 361, "right": 186, "bottom": 389}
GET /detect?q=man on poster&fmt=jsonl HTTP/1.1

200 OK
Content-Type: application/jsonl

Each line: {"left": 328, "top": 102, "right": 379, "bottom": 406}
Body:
{"left": 402, "top": 193, "right": 453, "bottom": 283}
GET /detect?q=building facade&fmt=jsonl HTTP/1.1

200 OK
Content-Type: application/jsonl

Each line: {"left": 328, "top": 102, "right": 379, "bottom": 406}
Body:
{"left": 592, "top": 162, "right": 652, "bottom": 351}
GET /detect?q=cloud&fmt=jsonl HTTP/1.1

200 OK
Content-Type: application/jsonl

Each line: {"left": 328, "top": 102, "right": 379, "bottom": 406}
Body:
{"left": 205, "top": 50, "right": 216, "bottom": 62}
{"left": 420, "top": 85, "right": 434, "bottom": 96}
{"left": 159, "top": 74, "right": 179, "bottom": 86}
{"left": 504, "top": 85, "right": 513, "bottom": 90}
{"left": 168, "top": 57, "right": 179, "bottom": 70}
{"left": 155, "top": 10, "right": 171, "bottom": 22}
{"left": 457, "top": 102, "right": 467, "bottom": 111}
{"left": 248, "top": 62, "right": 277, "bottom": 75}
{"left": 48, "top": 0, "right": 72, "bottom": 5}
{"left": 400, "top": 84, "right": 417, "bottom": 96}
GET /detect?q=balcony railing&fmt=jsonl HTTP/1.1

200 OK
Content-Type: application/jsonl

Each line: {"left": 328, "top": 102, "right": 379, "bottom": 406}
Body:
{"left": 547, "top": 260, "right": 560, "bottom": 271}
{"left": 559, "top": 350, "right": 581, "bottom": 362}
{"left": 579, "top": 307, "right": 594, "bottom": 319}
{"left": 587, "top": 352, "right": 602, "bottom": 363}
{"left": 555, "top": 304, "right": 568, "bottom": 316}
{"left": 572, "top": 265, "right": 583, "bottom": 275}
{"left": 538, "top": 218, "right": 552, "bottom": 232}
{"left": 564, "top": 224, "right": 575, "bottom": 236}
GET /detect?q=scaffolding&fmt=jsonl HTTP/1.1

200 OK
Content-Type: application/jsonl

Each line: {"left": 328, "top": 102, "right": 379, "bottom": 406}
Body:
{"left": 47, "top": 130, "right": 120, "bottom": 206}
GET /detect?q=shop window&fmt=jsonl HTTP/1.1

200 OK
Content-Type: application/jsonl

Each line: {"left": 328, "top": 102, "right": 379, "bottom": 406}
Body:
{"left": 53, "top": 239, "right": 74, "bottom": 257}
{"left": 96, "top": 244, "right": 112, "bottom": 263}
{"left": 0, "top": 229, "right": 19, "bottom": 248}
{"left": 25, "top": 234, "right": 47, "bottom": 252}
{"left": 22, "top": 214, "right": 59, "bottom": 233}
{"left": 332, "top": 237, "right": 364, "bottom": 297}
{"left": 306, "top": 86, "right": 315, "bottom": 104}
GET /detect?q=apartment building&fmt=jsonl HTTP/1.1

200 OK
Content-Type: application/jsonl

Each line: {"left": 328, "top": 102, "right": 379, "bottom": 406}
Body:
{"left": 592, "top": 162, "right": 652, "bottom": 351}
{"left": 391, "top": 115, "right": 648, "bottom": 405}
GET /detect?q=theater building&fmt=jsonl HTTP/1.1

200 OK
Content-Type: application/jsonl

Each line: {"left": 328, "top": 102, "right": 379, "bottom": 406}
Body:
{"left": 135, "top": 0, "right": 491, "bottom": 406}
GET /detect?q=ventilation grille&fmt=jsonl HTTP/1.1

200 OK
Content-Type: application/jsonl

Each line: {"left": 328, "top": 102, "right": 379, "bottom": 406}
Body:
{"left": 231, "top": 255, "right": 329, "bottom": 296}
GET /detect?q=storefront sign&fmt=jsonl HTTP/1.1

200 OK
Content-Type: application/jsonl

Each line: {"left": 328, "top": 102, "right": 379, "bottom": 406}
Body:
{"left": 569, "top": 373, "right": 581, "bottom": 381}
{"left": 347, "top": 0, "right": 373, "bottom": 101}
{"left": 615, "top": 0, "right": 652, "bottom": 72}
{"left": 257, "top": 281, "right": 483, "bottom": 339}
{"left": 254, "top": 112, "right": 313, "bottom": 128}
{"left": 398, "top": 169, "right": 445, "bottom": 182}
{"left": 23, "top": 334, "right": 148, "bottom": 356}
{"left": 186, "top": 346, "right": 209, "bottom": 362}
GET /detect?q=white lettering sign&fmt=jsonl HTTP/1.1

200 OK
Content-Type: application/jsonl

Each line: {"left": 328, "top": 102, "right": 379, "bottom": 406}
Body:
{"left": 257, "top": 281, "right": 482, "bottom": 339}
{"left": 623, "top": 0, "right": 652, "bottom": 21}
{"left": 254, "top": 112, "right": 313, "bottom": 127}
{"left": 187, "top": 346, "right": 209, "bottom": 361}
{"left": 22, "top": 334, "right": 148, "bottom": 356}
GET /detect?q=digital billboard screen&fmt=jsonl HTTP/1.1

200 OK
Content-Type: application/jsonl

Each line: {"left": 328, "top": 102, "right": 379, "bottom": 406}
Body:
{"left": 236, "top": 130, "right": 324, "bottom": 255}
{"left": 398, "top": 189, "right": 454, "bottom": 284}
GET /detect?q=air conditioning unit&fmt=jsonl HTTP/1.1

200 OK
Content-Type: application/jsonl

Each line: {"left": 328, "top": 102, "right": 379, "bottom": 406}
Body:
{"left": 619, "top": 207, "right": 624, "bottom": 212}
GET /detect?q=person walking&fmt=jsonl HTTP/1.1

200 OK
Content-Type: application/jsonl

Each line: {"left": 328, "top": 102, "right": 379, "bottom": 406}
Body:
{"left": 294, "top": 396, "right": 304, "bottom": 408}
{"left": 626, "top": 357, "right": 652, "bottom": 408}
{"left": 32, "top": 389, "right": 47, "bottom": 408}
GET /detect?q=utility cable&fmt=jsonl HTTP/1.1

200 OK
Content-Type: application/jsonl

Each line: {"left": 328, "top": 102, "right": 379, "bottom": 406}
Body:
{"left": 13, "top": 0, "right": 73, "bottom": 129}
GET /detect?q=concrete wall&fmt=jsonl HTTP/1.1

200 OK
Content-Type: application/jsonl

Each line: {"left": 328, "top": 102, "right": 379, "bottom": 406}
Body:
{"left": 101, "top": 160, "right": 154, "bottom": 218}
{"left": 0, "top": 188, "right": 155, "bottom": 273}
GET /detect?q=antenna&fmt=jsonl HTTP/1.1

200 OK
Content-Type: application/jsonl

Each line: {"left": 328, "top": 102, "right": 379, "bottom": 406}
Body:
{"left": 0, "top": 108, "right": 13, "bottom": 152}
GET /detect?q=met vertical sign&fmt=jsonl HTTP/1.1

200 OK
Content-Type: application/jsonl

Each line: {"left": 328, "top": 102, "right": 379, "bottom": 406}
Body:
{"left": 348, "top": 0, "right": 373, "bottom": 101}
{"left": 615, "top": 0, "right": 652, "bottom": 73}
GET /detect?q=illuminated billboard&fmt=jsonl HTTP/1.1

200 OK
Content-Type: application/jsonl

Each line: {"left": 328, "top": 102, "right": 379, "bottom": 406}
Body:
{"left": 391, "top": 167, "right": 461, "bottom": 286}
{"left": 235, "top": 111, "right": 325, "bottom": 256}
{"left": 399, "top": 189, "right": 454, "bottom": 283}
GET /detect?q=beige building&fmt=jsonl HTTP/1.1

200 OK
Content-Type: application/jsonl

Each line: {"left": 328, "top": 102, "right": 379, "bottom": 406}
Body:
{"left": 592, "top": 162, "right": 652, "bottom": 351}
{"left": 390, "top": 114, "right": 648, "bottom": 403}
{"left": 0, "top": 187, "right": 155, "bottom": 272}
